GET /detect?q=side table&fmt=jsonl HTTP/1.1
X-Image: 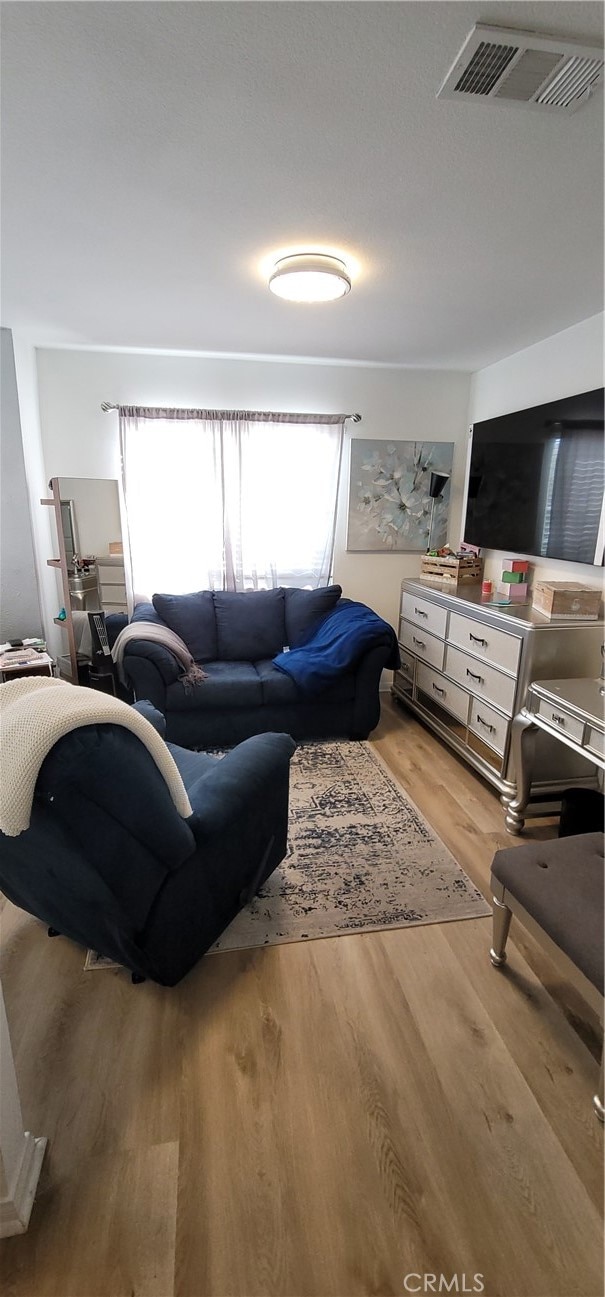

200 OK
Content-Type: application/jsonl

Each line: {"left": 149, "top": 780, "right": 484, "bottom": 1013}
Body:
{"left": 506, "top": 678, "right": 605, "bottom": 834}
{"left": 0, "top": 651, "right": 56, "bottom": 683}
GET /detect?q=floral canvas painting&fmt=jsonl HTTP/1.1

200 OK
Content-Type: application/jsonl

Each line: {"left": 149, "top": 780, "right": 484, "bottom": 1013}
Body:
{"left": 347, "top": 439, "right": 455, "bottom": 552}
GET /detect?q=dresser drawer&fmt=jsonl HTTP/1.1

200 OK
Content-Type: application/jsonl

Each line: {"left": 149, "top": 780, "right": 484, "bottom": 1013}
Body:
{"left": 586, "top": 725, "right": 605, "bottom": 759}
{"left": 100, "top": 582, "right": 127, "bottom": 601}
{"left": 396, "top": 648, "right": 415, "bottom": 680}
{"left": 468, "top": 697, "right": 509, "bottom": 756}
{"left": 401, "top": 593, "right": 447, "bottom": 640}
{"left": 417, "top": 662, "right": 470, "bottom": 724}
{"left": 401, "top": 622, "right": 445, "bottom": 671}
{"left": 536, "top": 700, "right": 585, "bottom": 744}
{"left": 97, "top": 563, "right": 125, "bottom": 583}
{"left": 448, "top": 611, "right": 521, "bottom": 676}
{"left": 393, "top": 649, "right": 415, "bottom": 699}
{"left": 444, "top": 645, "right": 516, "bottom": 715}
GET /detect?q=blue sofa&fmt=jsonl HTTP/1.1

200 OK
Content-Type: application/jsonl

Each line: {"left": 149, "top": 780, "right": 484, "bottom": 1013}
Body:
{"left": 0, "top": 702, "right": 295, "bottom": 986}
{"left": 122, "top": 585, "right": 399, "bottom": 748}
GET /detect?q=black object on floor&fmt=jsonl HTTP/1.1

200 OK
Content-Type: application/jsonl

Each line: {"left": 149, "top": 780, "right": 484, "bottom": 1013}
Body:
{"left": 558, "top": 788, "right": 605, "bottom": 838}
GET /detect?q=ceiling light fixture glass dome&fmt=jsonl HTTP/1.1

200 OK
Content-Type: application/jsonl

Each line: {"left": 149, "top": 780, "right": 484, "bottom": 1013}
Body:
{"left": 268, "top": 253, "right": 351, "bottom": 302}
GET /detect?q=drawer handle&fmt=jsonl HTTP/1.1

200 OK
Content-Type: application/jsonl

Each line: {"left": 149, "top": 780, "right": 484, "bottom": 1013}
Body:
{"left": 432, "top": 683, "right": 445, "bottom": 696}
{"left": 551, "top": 712, "right": 566, "bottom": 727}
{"left": 469, "top": 633, "right": 487, "bottom": 648}
{"left": 476, "top": 714, "right": 496, "bottom": 734}
{"left": 466, "top": 668, "right": 485, "bottom": 684}
{"left": 413, "top": 637, "right": 426, "bottom": 649}
{"left": 414, "top": 607, "right": 428, "bottom": 618}
{"left": 401, "top": 661, "right": 410, "bottom": 673}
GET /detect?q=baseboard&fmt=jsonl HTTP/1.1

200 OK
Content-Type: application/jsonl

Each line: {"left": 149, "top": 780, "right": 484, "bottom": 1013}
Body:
{"left": 0, "top": 1133, "right": 47, "bottom": 1238}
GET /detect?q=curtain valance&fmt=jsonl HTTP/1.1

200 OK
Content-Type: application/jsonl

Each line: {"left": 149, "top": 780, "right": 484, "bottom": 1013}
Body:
{"left": 116, "top": 406, "right": 349, "bottom": 425}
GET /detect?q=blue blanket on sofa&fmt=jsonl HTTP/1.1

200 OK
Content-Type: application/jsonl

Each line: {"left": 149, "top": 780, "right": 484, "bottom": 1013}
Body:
{"left": 273, "top": 599, "right": 399, "bottom": 695}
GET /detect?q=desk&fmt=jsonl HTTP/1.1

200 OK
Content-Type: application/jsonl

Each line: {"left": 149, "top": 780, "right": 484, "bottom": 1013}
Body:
{"left": 506, "top": 678, "right": 605, "bottom": 834}
{"left": 0, "top": 651, "right": 55, "bottom": 683}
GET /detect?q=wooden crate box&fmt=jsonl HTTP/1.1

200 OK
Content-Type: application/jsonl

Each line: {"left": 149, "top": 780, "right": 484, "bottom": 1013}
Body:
{"left": 420, "top": 555, "right": 483, "bottom": 585}
{"left": 532, "top": 581, "right": 601, "bottom": 620}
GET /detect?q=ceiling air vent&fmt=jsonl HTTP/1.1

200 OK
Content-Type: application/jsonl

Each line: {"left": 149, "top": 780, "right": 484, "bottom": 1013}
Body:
{"left": 437, "top": 24, "right": 604, "bottom": 112}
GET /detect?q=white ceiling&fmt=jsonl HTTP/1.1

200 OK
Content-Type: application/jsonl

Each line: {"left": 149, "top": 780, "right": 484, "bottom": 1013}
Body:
{"left": 1, "top": 1, "right": 603, "bottom": 369}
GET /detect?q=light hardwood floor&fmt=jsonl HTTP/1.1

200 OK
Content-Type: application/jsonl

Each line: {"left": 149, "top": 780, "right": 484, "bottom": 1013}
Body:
{"left": 0, "top": 698, "right": 602, "bottom": 1297}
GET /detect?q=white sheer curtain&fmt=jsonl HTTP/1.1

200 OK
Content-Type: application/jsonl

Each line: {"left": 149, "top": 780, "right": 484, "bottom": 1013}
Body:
{"left": 120, "top": 407, "right": 344, "bottom": 597}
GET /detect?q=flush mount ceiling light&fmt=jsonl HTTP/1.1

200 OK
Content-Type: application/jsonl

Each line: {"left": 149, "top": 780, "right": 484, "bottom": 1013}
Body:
{"left": 268, "top": 253, "right": 351, "bottom": 302}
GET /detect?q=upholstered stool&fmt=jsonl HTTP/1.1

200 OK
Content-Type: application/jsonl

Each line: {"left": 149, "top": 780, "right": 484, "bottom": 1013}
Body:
{"left": 489, "top": 832, "right": 604, "bottom": 1121}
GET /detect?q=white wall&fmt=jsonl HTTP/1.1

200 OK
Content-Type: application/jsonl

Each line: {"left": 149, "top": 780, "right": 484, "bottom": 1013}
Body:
{"left": 34, "top": 347, "right": 471, "bottom": 633}
{"left": 468, "top": 312, "right": 605, "bottom": 591}
{"left": 11, "top": 339, "right": 63, "bottom": 661}
{"left": 0, "top": 330, "right": 42, "bottom": 641}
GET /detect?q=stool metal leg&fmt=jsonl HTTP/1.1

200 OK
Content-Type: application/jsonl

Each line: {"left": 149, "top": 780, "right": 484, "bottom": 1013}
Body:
{"left": 490, "top": 895, "right": 512, "bottom": 967}
{"left": 594, "top": 1048, "right": 604, "bottom": 1123}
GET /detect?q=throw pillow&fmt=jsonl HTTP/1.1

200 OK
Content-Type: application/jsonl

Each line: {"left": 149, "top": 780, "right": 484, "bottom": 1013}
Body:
{"left": 214, "top": 589, "right": 286, "bottom": 661}
{"left": 284, "top": 584, "right": 342, "bottom": 647}
{"left": 152, "top": 590, "right": 218, "bottom": 662}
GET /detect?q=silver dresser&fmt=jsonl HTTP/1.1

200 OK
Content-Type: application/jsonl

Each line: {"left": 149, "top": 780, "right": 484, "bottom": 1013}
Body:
{"left": 96, "top": 553, "right": 128, "bottom": 614}
{"left": 393, "top": 578, "right": 603, "bottom": 816}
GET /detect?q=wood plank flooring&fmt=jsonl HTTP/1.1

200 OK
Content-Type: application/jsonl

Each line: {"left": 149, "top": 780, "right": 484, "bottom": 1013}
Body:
{"left": 1, "top": 698, "right": 602, "bottom": 1297}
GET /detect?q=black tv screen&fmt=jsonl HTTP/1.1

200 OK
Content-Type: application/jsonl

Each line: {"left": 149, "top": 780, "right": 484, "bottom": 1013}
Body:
{"left": 464, "top": 387, "right": 605, "bottom": 566}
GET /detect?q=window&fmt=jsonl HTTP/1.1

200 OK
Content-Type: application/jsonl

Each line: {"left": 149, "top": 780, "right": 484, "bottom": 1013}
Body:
{"left": 120, "top": 407, "right": 344, "bottom": 596}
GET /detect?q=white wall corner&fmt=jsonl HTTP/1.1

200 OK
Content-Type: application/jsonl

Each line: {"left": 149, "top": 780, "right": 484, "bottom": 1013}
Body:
{"left": 11, "top": 336, "right": 62, "bottom": 660}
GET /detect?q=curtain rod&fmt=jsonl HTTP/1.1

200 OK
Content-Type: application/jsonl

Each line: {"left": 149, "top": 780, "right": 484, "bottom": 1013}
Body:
{"left": 101, "top": 403, "right": 361, "bottom": 422}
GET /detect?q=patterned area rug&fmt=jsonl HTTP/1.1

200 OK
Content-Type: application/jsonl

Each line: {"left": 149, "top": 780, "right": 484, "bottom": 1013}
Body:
{"left": 212, "top": 740, "right": 490, "bottom": 953}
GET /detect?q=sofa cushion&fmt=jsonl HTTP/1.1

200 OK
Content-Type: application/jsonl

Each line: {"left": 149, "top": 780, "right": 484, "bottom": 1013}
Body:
{"left": 284, "top": 585, "right": 342, "bottom": 647}
{"left": 152, "top": 590, "right": 218, "bottom": 662}
{"left": 167, "top": 744, "right": 223, "bottom": 786}
{"left": 254, "top": 659, "right": 302, "bottom": 705}
{"left": 214, "top": 589, "right": 286, "bottom": 661}
{"left": 166, "top": 661, "right": 263, "bottom": 712}
{"left": 131, "top": 601, "right": 165, "bottom": 627}
{"left": 255, "top": 657, "right": 355, "bottom": 704}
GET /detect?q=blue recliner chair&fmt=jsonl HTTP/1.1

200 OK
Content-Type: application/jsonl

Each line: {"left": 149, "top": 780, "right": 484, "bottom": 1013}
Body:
{"left": 0, "top": 702, "right": 295, "bottom": 985}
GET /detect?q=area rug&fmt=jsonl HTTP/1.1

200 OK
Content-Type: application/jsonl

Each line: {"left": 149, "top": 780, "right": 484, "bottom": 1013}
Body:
{"left": 211, "top": 740, "right": 490, "bottom": 953}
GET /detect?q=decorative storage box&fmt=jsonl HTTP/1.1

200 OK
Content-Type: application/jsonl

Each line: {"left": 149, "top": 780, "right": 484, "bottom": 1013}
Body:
{"left": 532, "top": 581, "right": 602, "bottom": 620}
{"left": 420, "top": 554, "right": 483, "bottom": 585}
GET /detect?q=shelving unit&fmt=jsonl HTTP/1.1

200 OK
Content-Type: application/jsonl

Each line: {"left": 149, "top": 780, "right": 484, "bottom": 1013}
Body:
{"left": 41, "top": 478, "right": 79, "bottom": 681}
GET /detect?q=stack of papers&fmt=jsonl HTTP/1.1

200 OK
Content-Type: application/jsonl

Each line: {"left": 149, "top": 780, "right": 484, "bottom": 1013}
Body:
{"left": 0, "top": 637, "right": 46, "bottom": 653}
{"left": 0, "top": 648, "right": 53, "bottom": 671}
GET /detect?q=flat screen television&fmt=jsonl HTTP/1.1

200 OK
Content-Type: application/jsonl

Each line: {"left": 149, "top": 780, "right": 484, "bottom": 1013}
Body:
{"left": 464, "top": 387, "right": 605, "bottom": 566}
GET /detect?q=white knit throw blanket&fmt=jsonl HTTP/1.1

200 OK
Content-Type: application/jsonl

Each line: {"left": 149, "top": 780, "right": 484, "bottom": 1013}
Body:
{"left": 0, "top": 676, "right": 192, "bottom": 838}
{"left": 111, "top": 621, "right": 207, "bottom": 686}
